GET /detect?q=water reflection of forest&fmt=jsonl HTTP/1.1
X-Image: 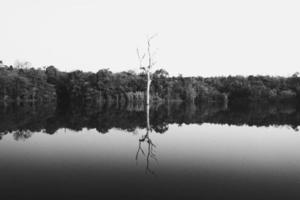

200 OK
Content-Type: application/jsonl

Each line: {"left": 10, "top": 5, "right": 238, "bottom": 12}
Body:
{"left": 1, "top": 101, "right": 300, "bottom": 140}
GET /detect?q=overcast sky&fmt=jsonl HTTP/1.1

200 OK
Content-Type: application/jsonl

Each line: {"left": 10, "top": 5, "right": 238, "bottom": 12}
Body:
{"left": 0, "top": 0, "right": 300, "bottom": 76}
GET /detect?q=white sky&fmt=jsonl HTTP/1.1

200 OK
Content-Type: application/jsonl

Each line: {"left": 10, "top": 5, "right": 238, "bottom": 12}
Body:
{"left": 0, "top": 0, "right": 300, "bottom": 77}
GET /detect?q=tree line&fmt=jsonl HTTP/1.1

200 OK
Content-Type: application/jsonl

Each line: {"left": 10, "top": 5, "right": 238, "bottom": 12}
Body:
{"left": 0, "top": 60, "right": 300, "bottom": 105}
{"left": 1, "top": 101, "right": 300, "bottom": 141}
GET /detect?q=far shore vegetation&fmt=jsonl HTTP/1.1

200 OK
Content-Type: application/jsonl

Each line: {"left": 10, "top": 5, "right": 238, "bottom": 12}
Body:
{"left": 0, "top": 60, "right": 300, "bottom": 107}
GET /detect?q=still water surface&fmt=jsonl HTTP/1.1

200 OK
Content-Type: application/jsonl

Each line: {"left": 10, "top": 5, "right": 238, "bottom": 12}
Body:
{"left": 1, "top": 103, "right": 300, "bottom": 199}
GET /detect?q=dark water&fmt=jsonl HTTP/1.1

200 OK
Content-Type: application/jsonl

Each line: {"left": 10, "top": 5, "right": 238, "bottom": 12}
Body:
{"left": 1, "top": 102, "right": 300, "bottom": 200}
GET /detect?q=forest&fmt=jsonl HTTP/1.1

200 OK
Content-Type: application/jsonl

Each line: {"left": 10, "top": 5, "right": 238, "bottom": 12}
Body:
{"left": 1, "top": 101, "right": 300, "bottom": 141}
{"left": 0, "top": 60, "right": 300, "bottom": 106}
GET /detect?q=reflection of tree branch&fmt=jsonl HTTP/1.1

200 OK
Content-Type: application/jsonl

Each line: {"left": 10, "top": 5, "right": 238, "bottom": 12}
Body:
{"left": 135, "top": 103, "right": 158, "bottom": 174}
{"left": 145, "top": 136, "right": 157, "bottom": 175}
{"left": 135, "top": 130, "right": 157, "bottom": 175}
{"left": 136, "top": 139, "right": 145, "bottom": 164}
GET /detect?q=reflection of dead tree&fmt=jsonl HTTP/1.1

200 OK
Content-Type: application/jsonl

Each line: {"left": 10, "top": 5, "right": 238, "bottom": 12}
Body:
{"left": 135, "top": 103, "right": 157, "bottom": 174}
{"left": 136, "top": 130, "right": 157, "bottom": 174}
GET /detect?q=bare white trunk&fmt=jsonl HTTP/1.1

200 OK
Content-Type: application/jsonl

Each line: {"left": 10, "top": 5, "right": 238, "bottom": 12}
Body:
{"left": 146, "top": 101, "right": 150, "bottom": 131}
{"left": 146, "top": 70, "right": 151, "bottom": 106}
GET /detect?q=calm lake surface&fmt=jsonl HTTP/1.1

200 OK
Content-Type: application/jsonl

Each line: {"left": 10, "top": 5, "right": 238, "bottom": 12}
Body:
{"left": 1, "top": 102, "right": 300, "bottom": 199}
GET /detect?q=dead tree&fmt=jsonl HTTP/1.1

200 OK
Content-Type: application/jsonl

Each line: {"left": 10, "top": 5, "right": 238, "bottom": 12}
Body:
{"left": 137, "top": 34, "right": 157, "bottom": 106}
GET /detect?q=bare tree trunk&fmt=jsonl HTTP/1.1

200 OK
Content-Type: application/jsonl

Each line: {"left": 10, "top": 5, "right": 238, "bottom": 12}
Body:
{"left": 146, "top": 100, "right": 150, "bottom": 130}
{"left": 146, "top": 70, "right": 151, "bottom": 106}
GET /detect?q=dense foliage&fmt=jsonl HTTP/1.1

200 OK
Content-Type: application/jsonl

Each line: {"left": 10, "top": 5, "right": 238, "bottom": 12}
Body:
{"left": 1, "top": 101, "right": 300, "bottom": 141}
{"left": 1, "top": 61, "right": 300, "bottom": 105}
{"left": 43, "top": 66, "right": 300, "bottom": 105}
{"left": 0, "top": 63, "right": 56, "bottom": 103}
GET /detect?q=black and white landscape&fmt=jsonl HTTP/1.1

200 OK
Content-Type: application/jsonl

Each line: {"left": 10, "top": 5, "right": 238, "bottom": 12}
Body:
{"left": 1, "top": 1, "right": 300, "bottom": 200}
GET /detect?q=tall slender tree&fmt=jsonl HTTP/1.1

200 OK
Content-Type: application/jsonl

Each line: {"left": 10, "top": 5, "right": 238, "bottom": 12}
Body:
{"left": 137, "top": 35, "right": 157, "bottom": 105}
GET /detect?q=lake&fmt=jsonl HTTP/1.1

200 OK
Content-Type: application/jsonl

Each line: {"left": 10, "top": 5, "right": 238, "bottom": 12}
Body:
{"left": 1, "top": 102, "right": 300, "bottom": 199}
